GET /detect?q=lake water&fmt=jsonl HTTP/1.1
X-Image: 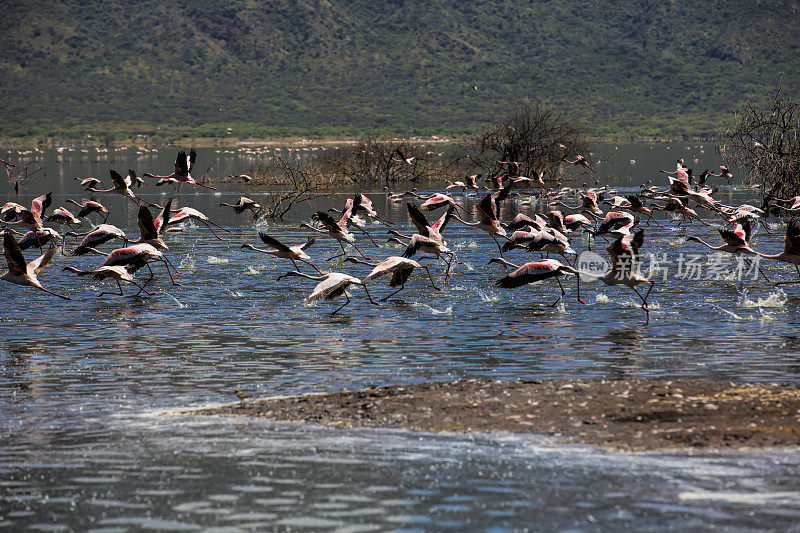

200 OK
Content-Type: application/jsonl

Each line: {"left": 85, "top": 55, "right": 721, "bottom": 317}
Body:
{"left": 2, "top": 143, "right": 799, "bottom": 530}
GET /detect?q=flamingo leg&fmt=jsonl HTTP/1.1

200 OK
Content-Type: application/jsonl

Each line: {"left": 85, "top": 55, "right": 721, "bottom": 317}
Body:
{"left": 160, "top": 259, "right": 181, "bottom": 286}
{"left": 550, "top": 277, "right": 565, "bottom": 307}
{"left": 300, "top": 259, "right": 323, "bottom": 274}
{"left": 491, "top": 235, "right": 504, "bottom": 256}
{"left": 361, "top": 284, "right": 378, "bottom": 304}
{"left": 380, "top": 284, "right": 405, "bottom": 302}
{"left": 352, "top": 243, "right": 370, "bottom": 259}
{"left": 576, "top": 274, "right": 586, "bottom": 304}
{"left": 331, "top": 294, "right": 350, "bottom": 315}
{"left": 38, "top": 285, "right": 71, "bottom": 300}
{"left": 201, "top": 221, "right": 224, "bottom": 241}
{"left": 99, "top": 279, "right": 125, "bottom": 297}
{"left": 131, "top": 277, "right": 157, "bottom": 296}
{"left": 421, "top": 265, "right": 440, "bottom": 291}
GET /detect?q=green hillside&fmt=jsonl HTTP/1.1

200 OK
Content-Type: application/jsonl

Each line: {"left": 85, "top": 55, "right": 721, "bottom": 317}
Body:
{"left": 2, "top": 0, "right": 799, "bottom": 141}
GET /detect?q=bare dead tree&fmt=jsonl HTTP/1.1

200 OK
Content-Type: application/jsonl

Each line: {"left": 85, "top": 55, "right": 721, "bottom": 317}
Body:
{"left": 723, "top": 88, "right": 800, "bottom": 207}
{"left": 461, "top": 100, "right": 588, "bottom": 184}
{"left": 247, "top": 156, "right": 333, "bottom": 219}
{"left": 313, "top": 136, "right": 451, "bottom": 185}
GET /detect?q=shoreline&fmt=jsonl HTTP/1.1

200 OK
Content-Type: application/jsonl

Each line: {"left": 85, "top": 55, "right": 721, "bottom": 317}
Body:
{"left": 1, "top": 135, "right": 723, "bottom": 150}
{"left": 186, "top": 379, "right": 800, "bottom": 452}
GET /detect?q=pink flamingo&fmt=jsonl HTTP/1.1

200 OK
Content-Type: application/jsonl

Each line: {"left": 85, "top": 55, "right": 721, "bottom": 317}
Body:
{"left": 489, "top": 257, "right": 583, "bottom": 306}
{"left": 241, "top": 232, "right": 321, "bottom": 273}
{"left": 142, "top": 149, "right": 216, "bottom": 190}
{"left": 276, "top": 270, "right": 377, "bottom": 315}
{"left": 344, "top": 255, "right": 440, "bottom": 300}
{"left": 1, "top": 232, "right": 69, "bottom": 299}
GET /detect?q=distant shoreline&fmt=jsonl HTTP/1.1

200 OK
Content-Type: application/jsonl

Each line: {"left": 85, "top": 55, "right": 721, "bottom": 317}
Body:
{"left": 186, "top": 379, "right": 800, "bottom": 452}
{"left": 0, "top": 135, "right": 724, "bottom": 150}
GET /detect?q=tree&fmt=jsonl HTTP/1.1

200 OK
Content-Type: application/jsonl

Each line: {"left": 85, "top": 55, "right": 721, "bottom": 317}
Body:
{"left": 723, "top": 89, "right": 800, "bottom": 206}
{"left": 465, "top": 100, "right": 588, "bottom": 184}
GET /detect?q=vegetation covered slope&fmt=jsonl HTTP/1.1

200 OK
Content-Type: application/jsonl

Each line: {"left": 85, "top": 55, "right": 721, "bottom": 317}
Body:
{"left": 2, "top": 0, "right": 799, "bottom": 140}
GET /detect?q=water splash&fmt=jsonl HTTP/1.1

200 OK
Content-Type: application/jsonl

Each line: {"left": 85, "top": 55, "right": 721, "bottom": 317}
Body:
{"left": 225, "top": 289, "right": 245, "bottom": 298}
{"left": 246, "top": 266, "right": 261, "bottom": 275}
{"left": 595, "top": 294, "right": 611, "bottom": 303}
{"left": 207, "top": 256, "right": 230, "bottom": 264}
{"left": 163, "top": 292, "right": 186, "bottom": 309}
{"left": 179, "top": 255, "right": 195, "bottom": 270}
{"left": 738, "top": 288, "right": 787, "bottom": 308}
{"left": 476, "top": 289, "right": 500, "bottom": 302}
{"left": 412, "top": 303, "right": 453, "bottom": 315}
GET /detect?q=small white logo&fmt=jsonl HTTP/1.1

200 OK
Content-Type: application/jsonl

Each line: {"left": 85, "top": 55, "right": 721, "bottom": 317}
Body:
{"left": 577, "top": 250, "right": 608, "bottom": 281}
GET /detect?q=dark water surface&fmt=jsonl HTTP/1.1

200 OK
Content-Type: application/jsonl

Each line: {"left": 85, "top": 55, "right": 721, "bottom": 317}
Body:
{"left": 2, "top": 143, "right": 799, "bottom": 530}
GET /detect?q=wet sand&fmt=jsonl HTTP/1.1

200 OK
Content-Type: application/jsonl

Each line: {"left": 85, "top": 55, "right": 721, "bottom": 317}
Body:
{"left": 189, "top": 380, "right": 800, "bottom": 451}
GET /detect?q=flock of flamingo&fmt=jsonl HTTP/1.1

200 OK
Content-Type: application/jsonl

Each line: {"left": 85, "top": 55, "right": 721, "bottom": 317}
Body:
{"left": 2, "top": 149, "right": 800, "bottom": 324}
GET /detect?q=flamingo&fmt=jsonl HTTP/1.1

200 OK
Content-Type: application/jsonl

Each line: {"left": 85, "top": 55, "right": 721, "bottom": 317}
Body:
{"left": 17, "top": 227, "right": 62, "bottom": 252}
{"left": 563, "top": 154, "right": 595, "bottom": 173}
{"left": 88, "top": 243, "right": 180, "bottom": 286}
{"left": 758, "top": 220, "right": 800, "bottom": 285}
{"left": 142, "top": 149, "right": 216, "bottom": 190}
{"left": 489, "top": 257, "right": 582, "bottom": 306}
{"left": 593, "top": 211, "right": 637, "bottom": 238}
{"left": 71, "top": 224, "right": 127, "bottom": 256}
{"left": 132, "top": 200, "right": 172, "bottom": 250}
{"left": 504, "top": 213, "right": 547, "bottom": 233}
{"left": 711, "top": 165, "right": 733, "bottom": 185}
{"left": 46, "top": 207, "right": 82, "bottom": 227}
{"left": 452, "top": 191, "right": 508, "bottom": 254}
{"left": 86, "top": 169, "right": 144, "bottom": 205}
{"left": 241, "top": 232, "right": 321, "bottom": 273}
{"left": 276, "top": 270, "right": 377, "bottom": 315}
{"left": 165, "top": 207, "right": 229, "bottom": 240}
{"left": 592, "top": 230, "right": 655, "bottom": 324}
{"left": 301, "top": 208, "right": 368, "bottom": 260}
{"left": 75, "top": 177, "right": 102, "bottom": 189}
{"left": 219, "top": 196, "right": 262, "bottom": 218}
{"left": 1, "top": 232, "right": 70, "bottom": 299}
{"left": 400, "top": 233, "right": 457, "bottom": 280}
{"left": 63, "top": 265, "right": 156, "bottom": 297}
{"left": 66, "top": 199, "right": 109, "bottom": 222}
{"left": 344, "top": 255, "right": 440, "bottom": 300}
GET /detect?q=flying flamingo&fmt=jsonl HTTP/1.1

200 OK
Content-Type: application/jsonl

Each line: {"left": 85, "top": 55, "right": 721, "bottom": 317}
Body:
{"left": 452, "top": 191, "right": 508, "bottom": 254}
{"left": 344, "top": 255, "right": 440, "bottom": 300}
{"left": 758, "top": 220, "right": 800, "bottom": 285}
{"left": 592, "top": 230, "right": 655, "bottom": 324}
{"left": 142, "top": 149, "right": 216, "bottom": 190}
{"left": 85, "top": 243, "right": 180, "bottom": 286}
{"left": 165, "top": 207, "right": 229, "bottom": 240}
{"left": 63, "top": 265, "right": 156, "bottom": 297}
{"left": 489, "top": 257, "right": 583, "bottom": 306}
{"left": 241, "top": 232, "right": 321, "bottom": 273}
{"left": 46, "top": 207, "right": 82, "bottom": 227}
{"left": 71, "top": 224, "right": 127, "bottom": 255}
{"left": 86, "top": 169, "right": 148, "bottom": 205}
{"left": 301, "top": 208, "right": 368, "bottom": 260}
{"left": 219, "top": 196, "right": 262, "bottom": 218}
{"left": 1, "top": 232, "right": 70, "bottom": 299}
{"left": 66, "top": 199, "right": 110, "bottom": 222}
{"left": 132, "top": 200, "right": 172, "bottom": 250}
{"left": 276, "top": 270, "right": 377, "bottom": 315}
{"left": 685, "top": 218, "right": 766, "bottom": 281}
{"left": 563, "top": 154, "right": 595, "bottom": 173}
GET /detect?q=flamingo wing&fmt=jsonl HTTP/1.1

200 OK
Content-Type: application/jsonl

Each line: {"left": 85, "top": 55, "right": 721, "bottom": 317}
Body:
{"left": 154, "top": 198, "right": 173, "bottom": 235}
{"left": 496, "top": 261, "right": 562, "bottom": 288}
{"left": 3, "top": 232, "right": 28, "bottom": 275}
{"left": 258, "top": 232, "right": 291, "bottom": 252}
{"left": 109, "top": 169, "right": 127, "bottom": 189}
{"left": 300, "top": 237, "right": 315, "bottom": 251}
{"left": 28, "top": 245, "right": 57, "bottom": 275}
{"left": 137, "top": 206, "right": 159, "bottom": 241}
{"left": 785, "top": 220, "right": 800, "bottom": 255}
{"left": 406, "top": 203, "right": 430, "bottom": 237}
